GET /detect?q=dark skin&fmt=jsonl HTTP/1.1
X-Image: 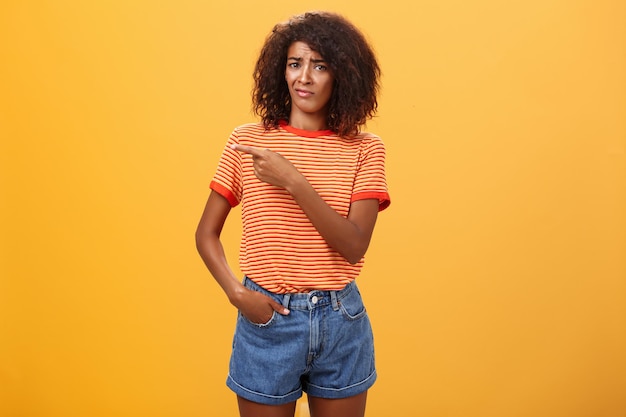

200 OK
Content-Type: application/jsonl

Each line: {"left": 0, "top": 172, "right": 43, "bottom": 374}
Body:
{"left": 237, "top": 392, "right": 367, "bottom": 417}
{"left": 195, "top": 40, "right": 380, "bottom": 417}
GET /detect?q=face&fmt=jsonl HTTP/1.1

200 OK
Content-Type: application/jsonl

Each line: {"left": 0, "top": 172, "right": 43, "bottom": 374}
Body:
{"left": 285, "top": 41, "right": 334, "bottom": 124}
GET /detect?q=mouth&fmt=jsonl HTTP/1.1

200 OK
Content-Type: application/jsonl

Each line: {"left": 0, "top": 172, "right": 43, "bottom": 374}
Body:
{"left": 295, "top": 88, "right": 313, "bottom": 97}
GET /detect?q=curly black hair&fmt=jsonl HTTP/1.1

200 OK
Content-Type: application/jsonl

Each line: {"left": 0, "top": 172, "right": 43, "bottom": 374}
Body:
{"left": 252, "top": 11, "right": 381, "bottom": 138}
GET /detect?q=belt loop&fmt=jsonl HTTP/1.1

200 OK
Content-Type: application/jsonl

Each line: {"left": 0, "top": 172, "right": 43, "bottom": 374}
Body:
{"left": 282, "top": 294, "right": 291, "bottom": 308}
{"left": 330, "top": 290, "right": 340, "bottom": 311}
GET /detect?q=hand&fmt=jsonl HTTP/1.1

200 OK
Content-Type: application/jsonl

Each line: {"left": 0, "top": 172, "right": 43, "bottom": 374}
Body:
{"left": 231, "top": 144, "right": 302, "bottom": 189}
{"left": 231, "top": 286, "right": 290, "bottom": 325}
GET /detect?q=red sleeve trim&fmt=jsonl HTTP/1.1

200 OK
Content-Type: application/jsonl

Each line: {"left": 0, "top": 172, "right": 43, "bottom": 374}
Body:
{"left": 351, "top": 191, "right": 391, "bottom": 211}
{"left": 210, "top": 181, "right": 239, "bottom": 207}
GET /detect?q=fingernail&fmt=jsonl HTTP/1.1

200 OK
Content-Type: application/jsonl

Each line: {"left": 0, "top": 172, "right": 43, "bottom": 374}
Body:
{"left": 229, "top": 144, "right": 236, "bottom": 149}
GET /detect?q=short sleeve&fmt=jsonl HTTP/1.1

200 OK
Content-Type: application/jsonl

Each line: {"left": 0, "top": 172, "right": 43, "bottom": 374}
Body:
{"left": 209, "top": 128, "right": 243, "bottom": 207}
{"left": 351, "top": 135, "right": 391, "bottom": 211}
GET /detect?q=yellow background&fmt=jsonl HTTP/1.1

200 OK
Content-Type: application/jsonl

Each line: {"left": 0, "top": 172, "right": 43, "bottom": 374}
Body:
{"left": 1, "top": 0, "right": 624, "bottom": 416}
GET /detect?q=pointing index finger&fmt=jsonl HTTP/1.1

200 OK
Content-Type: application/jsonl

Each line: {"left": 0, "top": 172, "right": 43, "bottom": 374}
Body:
{"left": 230, "top": 144, "right": 263, "bottom": 157}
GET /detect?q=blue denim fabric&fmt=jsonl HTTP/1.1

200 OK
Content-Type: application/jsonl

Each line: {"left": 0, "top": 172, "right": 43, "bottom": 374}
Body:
{"left": 226, "top": 276, "right": 377, "bottom": 405}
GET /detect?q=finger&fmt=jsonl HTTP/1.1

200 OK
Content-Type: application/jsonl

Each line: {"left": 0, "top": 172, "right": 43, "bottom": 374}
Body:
{"left": 269, "top": 299, "right": 290, "bottom": 315}
{"left": 230, "top": 144, "right": 263, "bottom": 157}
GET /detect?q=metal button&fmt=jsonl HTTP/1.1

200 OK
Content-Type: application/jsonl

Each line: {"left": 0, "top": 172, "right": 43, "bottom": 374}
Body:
{"left": 311, "top": 295, "right": 319, "bottom": 304}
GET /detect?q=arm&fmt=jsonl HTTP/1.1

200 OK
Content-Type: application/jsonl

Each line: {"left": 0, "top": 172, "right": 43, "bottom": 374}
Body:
{"left": 286, "top": 177, "right": 379, "bottom": 264}
{"left": 231, "top": 144, "right": 379, "bottom": 264}
{"left": 195, "top": 190, "right": 289, "bottom": 321}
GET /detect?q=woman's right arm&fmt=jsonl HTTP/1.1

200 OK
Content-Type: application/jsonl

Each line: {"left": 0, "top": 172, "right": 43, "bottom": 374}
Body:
{"left": 195, "top": 190, "right": 289, "bottom": 322}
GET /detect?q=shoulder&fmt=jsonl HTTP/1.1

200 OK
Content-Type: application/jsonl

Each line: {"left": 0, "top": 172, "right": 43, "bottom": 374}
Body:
{"left": 352, "top": 131, "right": 386, "bottom": 151}
{"left": 231, "top": 122, "right": 283, "bottom": 138}
{"left": 232, "top": 121, "right": 265, "bottom": 134}
{"left": 351, "top": 130, "right": 382, "bottom": 143}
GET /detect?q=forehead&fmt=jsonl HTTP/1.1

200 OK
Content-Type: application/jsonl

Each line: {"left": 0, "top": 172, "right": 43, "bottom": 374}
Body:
{"left": 287, "top": 41, "right": 324, "bottom": 59}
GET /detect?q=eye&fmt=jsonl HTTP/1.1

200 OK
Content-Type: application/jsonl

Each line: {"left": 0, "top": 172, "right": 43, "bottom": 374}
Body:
{"left": 288, "top": 62, "right": 300, "bottom": 69}
{"left": 314, "top": 64, "right": 328, "bottom": 71}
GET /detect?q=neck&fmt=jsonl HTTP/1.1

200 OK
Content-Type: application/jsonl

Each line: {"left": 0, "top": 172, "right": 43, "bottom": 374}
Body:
{"left": 288, "top": 111, "right": 327, "bottom": 131}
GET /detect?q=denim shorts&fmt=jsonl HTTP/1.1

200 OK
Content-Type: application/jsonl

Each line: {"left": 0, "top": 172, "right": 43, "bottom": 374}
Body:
{"left": 226, "top": 276, "right": 376, "bottom": 405}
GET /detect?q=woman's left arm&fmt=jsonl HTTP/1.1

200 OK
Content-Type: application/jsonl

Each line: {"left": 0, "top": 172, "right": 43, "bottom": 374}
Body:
{"left": 231, "top": 144, "right": 379, "bottom": 264}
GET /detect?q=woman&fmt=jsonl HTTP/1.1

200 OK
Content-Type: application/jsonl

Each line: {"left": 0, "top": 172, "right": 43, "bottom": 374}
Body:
{"left": 196, "top": 11, "right": 390, "bottom": 417}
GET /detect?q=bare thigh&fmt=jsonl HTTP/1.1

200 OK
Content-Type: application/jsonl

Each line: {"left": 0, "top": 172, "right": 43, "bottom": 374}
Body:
{"left": 308, "top": 391, "right": 368, "bottom": 417}
{"left": 237, "top": 396, "right": 297, "bottom": 417}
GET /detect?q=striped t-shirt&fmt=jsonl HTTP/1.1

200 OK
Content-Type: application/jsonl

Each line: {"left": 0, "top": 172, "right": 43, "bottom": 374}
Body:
{"left": 210, "top": 121, "right": 390, "bottom": 293}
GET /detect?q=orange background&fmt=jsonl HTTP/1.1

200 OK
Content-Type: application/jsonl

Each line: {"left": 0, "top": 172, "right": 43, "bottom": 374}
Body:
{"left": 1, "top": 1, "right": 624, "bottom": 416}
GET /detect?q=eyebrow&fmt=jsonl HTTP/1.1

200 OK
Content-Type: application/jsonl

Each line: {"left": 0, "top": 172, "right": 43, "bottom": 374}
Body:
{"left": 287, "top": 57, "right": 327, "bottom": 63}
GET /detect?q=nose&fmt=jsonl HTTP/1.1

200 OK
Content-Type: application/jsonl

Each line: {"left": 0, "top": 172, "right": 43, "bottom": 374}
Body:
{"left": 297, "top": 65, "right": 312, "bottom": 84}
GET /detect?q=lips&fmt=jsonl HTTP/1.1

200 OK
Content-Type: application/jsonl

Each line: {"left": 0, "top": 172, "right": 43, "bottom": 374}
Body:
{"left": 295, "top": 88, "right": 313, "bottom": 97}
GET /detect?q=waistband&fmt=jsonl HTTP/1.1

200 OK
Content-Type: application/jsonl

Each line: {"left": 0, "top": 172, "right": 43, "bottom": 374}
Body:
{"left": 243, "top": 276, "right": 357, "bottom": 311}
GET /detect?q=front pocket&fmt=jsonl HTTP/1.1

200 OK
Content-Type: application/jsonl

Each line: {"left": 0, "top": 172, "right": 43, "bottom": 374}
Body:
{"left": 339, "top": 288, "right": 367, "bottom": 321}
{"left": 240, "top": 310, "right": 278, "bottom": 328}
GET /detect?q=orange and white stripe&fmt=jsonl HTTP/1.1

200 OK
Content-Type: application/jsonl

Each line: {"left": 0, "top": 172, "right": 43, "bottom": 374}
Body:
{"left": 211, "top": 121, "right": 390, "bottom": 293}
